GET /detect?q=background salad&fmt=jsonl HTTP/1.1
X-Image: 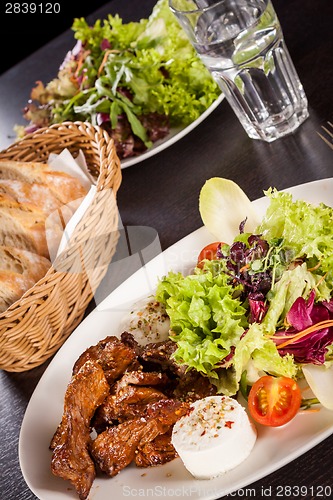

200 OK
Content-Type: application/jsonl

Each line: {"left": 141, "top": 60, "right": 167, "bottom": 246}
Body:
{"left": 18, "top": 0, "right": 220, "bottom": 160}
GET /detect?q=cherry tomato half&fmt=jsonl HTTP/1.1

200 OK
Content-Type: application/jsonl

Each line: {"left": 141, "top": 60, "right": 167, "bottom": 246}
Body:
{"left": 247, "top": 375, "right": 302, "bottom": 427}
{"left": 197, "top": 242, "right": 225, "bottom": 268}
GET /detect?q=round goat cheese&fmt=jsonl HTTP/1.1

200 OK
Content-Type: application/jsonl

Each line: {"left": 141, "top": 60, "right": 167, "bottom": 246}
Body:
{"left": 172, "top": 395, "right": 257, "bottom": 479}
{"left": 119, "top": 296, "right": 170, "bottom": 345}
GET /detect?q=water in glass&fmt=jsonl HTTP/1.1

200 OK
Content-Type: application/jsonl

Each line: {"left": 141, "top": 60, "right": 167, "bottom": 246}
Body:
{"left": 173, "top": 0, "right": 309, "bottom": 142}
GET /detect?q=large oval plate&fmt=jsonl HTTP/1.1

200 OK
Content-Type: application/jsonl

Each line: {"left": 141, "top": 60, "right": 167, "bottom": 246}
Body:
{"left": 19, "top": 178, "right": 333, "bottom": 500}
{"left": 121, "top": 94, "right": 224, "bottom": 169}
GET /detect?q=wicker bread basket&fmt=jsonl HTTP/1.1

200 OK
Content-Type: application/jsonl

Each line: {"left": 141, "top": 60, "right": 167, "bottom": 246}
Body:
{"left": 0, "top": 121, "right": 122, "bottom": 372}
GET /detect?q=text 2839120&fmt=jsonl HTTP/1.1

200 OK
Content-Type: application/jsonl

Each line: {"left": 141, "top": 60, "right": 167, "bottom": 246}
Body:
{"left": 4, "top": 2, "right": 61, "bottom": 14}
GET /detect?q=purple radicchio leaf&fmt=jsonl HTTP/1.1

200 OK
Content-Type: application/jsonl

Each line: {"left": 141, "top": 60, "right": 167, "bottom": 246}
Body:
{"left": 248, "top": 297, "right": 267, "bottom": 324}
{"left": 100, "top": 38, "right": 111, "bottom": 50}
{"left": 239, "top": 218, "right": 247, "bottom": 234}
{"left": 274, "top": 290, "right": 333, "bottom": 364}
{"left": 322, "top": 298, "right": 333, "bottom": 313}
{"left": 277, "top": 325, "right": 333, "bottom": 364}
{"left": 286, "top": 289, "right": 316, "bottom": 330}
{"left": 96, "top": 112, "right": 110, "bottom": 126}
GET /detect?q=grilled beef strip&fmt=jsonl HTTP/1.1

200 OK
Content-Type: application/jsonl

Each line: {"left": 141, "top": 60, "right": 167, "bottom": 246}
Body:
{"left": 115, "top": 369, "right": 170, "bottom": 389}
{"left": 93, "top": 386, "right": 167, "bottom": 430}
{"left": 139, "top": 339, "right": 187, "bottom": 377}
{"left": 50, "top": 360, "right": 110, "bottom": 500}
{"left": 135, "top": 429, "right": 177, "bottom": 467}
{"left": 91, "top": 418, "right": 165, "bottom": 477}
{"left": 90, "top": 399, "right": 189, "bottom": 477}
{"left": 72, "top": 335, "right": 139, "bottom": 384}
{"left": 120, "top": 331, "right": 144, "bottom": 356}
{"left": 173, "top": 370, "right": 217, "bottom": 402}
{"left": 139, "top": 340, "right": 218, "bottom": 402}
{"left": 93, "top": 370, "right": 171, "bottom": 430}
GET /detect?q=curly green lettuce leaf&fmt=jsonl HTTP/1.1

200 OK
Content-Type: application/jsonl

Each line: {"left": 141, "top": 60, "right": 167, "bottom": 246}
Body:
{"left": 156, "top": 263, "right": 248, "bottom": 380}
{"left": 256, "top": 188, "right": 333, "bottom": 291}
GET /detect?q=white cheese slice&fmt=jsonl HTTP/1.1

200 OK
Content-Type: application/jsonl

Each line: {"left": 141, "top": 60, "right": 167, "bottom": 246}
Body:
{"left": 172, "top": 395, "right": 257, "bottom": 479}
{"left": 119, "top": 296, "right": 170, "bottom": 345}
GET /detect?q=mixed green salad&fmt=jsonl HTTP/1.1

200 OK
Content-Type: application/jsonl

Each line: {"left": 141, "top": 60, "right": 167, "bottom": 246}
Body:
{"left": 18, "top": 0, "right": 220, "bottom": 159}
{"left": 155, "top": 179, "right": 333, "bottom": 418}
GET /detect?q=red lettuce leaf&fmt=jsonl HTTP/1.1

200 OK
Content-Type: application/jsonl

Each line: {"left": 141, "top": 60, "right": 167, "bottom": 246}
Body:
{"left": 273, "top": 293, "right": 333, "bottom": 364}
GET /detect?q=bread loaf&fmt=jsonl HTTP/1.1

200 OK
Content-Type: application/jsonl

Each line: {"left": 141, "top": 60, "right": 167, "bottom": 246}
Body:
{"left": 0, "top": 157, "right": 89, "bottom": 313}
{"left": 0, "top": 160, "right": 88, "bottom": 205}
{"left": 0, "top": 246, "right": 51, "bottom": 313}
{"left": 0, "top": 179, "right": 64, "bottom": 215}
{"left": 0, "top": 198, "right": 53, "bottom": 258}
{"left": 0, "top": 159, "right": 89, "bottom": 259}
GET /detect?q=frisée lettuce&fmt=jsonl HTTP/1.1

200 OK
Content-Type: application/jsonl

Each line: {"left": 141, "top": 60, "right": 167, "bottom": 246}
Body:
{"left": 257, "top": 188, "right": 333, "bottom": 291}
{"left": 156, "top": 187, "right": 333, "bottom": 396}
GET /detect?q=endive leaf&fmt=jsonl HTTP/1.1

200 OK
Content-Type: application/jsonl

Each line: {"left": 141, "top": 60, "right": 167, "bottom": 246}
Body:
{"left": 199, "top": 177, "right": 260, "bottom": 243}
{"left": 302, "top": 364, "right": 333, "bottom": 410}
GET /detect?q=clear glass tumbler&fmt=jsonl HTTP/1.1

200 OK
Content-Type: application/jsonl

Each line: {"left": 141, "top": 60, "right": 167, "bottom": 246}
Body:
{"left": 169, "top": 0, "right": 309, "bottom": 142}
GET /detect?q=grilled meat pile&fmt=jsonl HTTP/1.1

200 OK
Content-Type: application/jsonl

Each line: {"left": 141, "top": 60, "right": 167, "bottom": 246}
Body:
{"left": 50, "top": 332, "right": 217, "bottom": 499}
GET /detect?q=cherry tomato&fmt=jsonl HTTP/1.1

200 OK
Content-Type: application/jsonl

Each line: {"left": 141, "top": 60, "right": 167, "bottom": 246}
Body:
{"left": 197, "top": 242, "right": 224, "bottom": 268}
{"left": 247, "top": 375, "right": 302, "bottom": 427}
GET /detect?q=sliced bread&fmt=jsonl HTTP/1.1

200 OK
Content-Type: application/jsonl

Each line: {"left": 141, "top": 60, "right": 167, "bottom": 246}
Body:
{"left": 0, "top": 246, "right": 51, "bottom": 313}
{"left": 0, "top": 160, "right": 88, "bottom": 205}
{"left": 0, "top": 199, "right": 57, "bottom": 258}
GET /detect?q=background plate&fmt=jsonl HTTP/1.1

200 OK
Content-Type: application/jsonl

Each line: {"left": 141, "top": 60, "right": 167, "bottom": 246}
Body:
{"left": 121, "top": 94, "right": 224, "bottom": 169}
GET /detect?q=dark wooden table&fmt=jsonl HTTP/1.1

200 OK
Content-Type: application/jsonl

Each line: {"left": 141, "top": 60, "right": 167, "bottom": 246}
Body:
{"left": 1, "top": 1, "right": 333, "bottom": 499}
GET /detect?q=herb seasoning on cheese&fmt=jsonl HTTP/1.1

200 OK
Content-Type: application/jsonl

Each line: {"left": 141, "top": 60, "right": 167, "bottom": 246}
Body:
{"left": 172, "top": 396, "right": 257, "bottom": 479}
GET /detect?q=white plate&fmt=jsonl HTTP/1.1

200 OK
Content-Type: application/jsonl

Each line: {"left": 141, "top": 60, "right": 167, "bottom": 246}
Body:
{"left": 121, "top": 94, "right": 224, "bottom": 169}
{"left": 19, "top": 178, "right": 333, "bottom": 500}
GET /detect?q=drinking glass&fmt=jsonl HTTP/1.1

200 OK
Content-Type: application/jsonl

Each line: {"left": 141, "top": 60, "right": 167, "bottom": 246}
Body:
{"left": 169, "top": 0, "right": 309, "bottom": 142}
